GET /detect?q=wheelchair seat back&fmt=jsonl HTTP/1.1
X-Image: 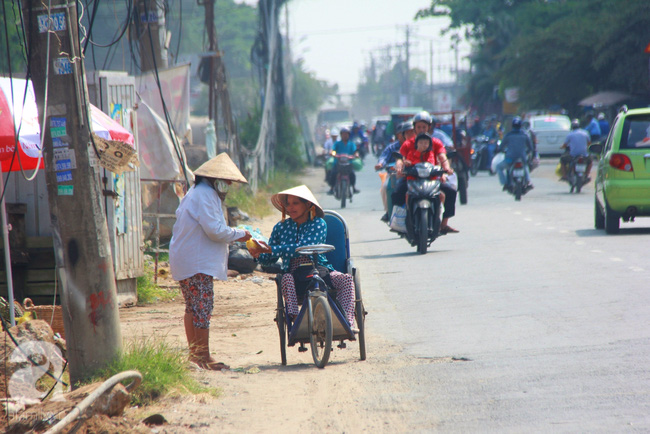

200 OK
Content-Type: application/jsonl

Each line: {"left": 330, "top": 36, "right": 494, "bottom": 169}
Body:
{"left": 323, "top": 210, "right": 350, "bottom": 274}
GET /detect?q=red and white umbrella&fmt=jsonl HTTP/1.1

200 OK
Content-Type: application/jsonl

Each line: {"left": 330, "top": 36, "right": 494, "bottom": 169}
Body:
{"left": 0, "top": 77, "right": 134, "bottom": 172}
{"left": 0, "top": 77, "right": 135, "bottom": 326}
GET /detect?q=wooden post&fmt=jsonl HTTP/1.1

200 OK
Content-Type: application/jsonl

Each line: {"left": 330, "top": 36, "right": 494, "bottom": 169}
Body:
{"left": 22, "top": 0, "right": 122, "bottom": 385}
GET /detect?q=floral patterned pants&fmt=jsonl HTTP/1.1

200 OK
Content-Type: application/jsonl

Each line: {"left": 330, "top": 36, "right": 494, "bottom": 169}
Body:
{"left": 281, "top": 257, "right": 356, "bottom": 326}
{"left": 179, "top": 273, "right": 214, "bottom": 329}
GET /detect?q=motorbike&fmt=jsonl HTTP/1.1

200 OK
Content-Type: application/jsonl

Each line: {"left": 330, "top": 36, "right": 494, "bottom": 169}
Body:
{"left": 470, "top": 135, "right": 497, "bottom": 176}
{"left": 564, "top": 155, "right": 589, "bottom": 193}
{"left": 334, "top": 153, "right": 355, "bottom": 208}
{"left": 505, "top": 158, "right": 529, "bottom": 201}
{"left": 398, "top": 162, "right": 446, "bottom": 254}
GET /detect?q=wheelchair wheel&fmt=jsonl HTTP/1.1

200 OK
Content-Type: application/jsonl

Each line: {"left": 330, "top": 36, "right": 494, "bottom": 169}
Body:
{"left": 275, "top": 283, "right": 287, "bottom": 365}
{"left": 308, "top": 295, "right": 332, "bottom": 368}
{"left": 354, "top": 269, "right": 366, "bottom": 361}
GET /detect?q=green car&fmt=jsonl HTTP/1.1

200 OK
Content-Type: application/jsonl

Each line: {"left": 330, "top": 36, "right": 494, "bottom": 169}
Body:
{"left": 590, "top": 106, "right": 650, "bottom": 234}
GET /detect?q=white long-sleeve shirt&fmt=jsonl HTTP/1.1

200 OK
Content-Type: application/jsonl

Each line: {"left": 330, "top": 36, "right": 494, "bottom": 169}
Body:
{"left": 169, "top": 182, "right": 245, "bottom": 281}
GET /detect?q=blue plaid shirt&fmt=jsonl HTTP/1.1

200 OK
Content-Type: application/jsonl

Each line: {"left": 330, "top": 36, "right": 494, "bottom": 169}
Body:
{"left": 258, "top": 217, "right": 333, "bottom": 272}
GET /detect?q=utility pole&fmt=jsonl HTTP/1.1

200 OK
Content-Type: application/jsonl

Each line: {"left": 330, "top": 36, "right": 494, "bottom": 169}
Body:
{"left": 203, "top": 0, "right": 218, "bottom": 123}
{"left": 135, "top": 0, "right": 168, "bottom": 72}
{"left": 405, "top": 26, "right": 410, "bottom": 107}
{"left": 430, "top": 40, "right": 434, "bottom": 109}
{"left": 203, "top": 0, "right": 239, "bottom": 157}
{"left": 23, "top": 0, "right": 121, "bottom": 384}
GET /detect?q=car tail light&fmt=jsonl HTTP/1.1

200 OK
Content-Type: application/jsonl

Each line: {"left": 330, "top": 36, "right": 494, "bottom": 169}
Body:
{"left": 609, "top": 153, "right": 633, "bottom": 172}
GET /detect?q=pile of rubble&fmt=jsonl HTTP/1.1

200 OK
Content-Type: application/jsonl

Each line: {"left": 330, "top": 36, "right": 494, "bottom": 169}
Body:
{"left": 0, "top": 320, "right": 149, "bottom": 433}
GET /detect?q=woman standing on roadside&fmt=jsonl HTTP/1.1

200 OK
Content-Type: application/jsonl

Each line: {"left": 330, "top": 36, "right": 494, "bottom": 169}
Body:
{"left": 169, "top": 153, "right": 251, "bottom": 370}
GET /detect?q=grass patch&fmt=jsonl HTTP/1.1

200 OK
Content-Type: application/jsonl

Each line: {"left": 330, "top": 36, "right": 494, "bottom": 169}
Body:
{"left": 137, "top": 260, "right": 179, "bottom": 304}
{"left": 225, "top": 171, "right": 300, "bottom": 217}
{"left": 88, "top": 337, "right": 218, "bottom": 406}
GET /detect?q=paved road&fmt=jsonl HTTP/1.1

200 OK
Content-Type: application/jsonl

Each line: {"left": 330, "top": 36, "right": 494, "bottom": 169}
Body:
{"left": 311, "top": 158, "right": 650, "bottom": 431}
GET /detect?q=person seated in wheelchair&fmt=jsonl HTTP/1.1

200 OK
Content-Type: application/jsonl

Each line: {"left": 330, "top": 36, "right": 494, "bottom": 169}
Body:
{"left": 249, "top": 185, "right": 355, "bottom": 326}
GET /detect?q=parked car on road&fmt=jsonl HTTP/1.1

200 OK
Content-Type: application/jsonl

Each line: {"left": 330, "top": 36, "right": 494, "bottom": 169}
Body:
{"left": 590, "top": 106, "right": 650, "bottom": 234}
{"left": 529, "top": 114, "right": 571, "bottom": 155}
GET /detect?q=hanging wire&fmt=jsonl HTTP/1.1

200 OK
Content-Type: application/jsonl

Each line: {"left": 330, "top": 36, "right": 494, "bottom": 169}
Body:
{"left": 13, "top": 0, "right": 52, "bottom": 181}
{"left": 83, "top": 0, "right": 133, "bottom": 50}
{"left": 141, "top": 0, "right": 189, "bottom": 184}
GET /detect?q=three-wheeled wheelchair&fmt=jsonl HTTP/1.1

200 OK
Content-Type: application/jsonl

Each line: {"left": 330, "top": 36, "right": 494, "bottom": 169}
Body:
{"left": 274, "top": 210, "right": 367, "bottom": 368}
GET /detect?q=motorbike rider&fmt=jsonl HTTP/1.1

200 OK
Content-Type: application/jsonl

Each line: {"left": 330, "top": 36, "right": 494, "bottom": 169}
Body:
{"left": 560, "top": 119, "right": 592, "bottom": 181}
{"left": 522, "top": 119, "right": 540, "bottom": 171}
{"left": 430, "top": 117, "right": 454, "bottom": 148}
{"left": 584, "top": 112, "right": 601, "bottom": 142}
{"left": 482, "top": 117, "right": 500, "bottom": 164}
{"left": 323, "top": 128, "right": 338, "bottom": 181}
{"left": 350, "top": 121, "right": 369, "bottom": 156}
{"left": 469, "top": 116, "right": 482, "bottom": 138}
{"left": 327, "top": 127, "right": 360, "bottom": 195}
{"left": 496, "top": 116, "right": 534, "bottom": 192}
{"left": 375, "top": 121, "right": 415, "bottom": 222}
{"left": 597, "top": 112, "right": 610, "bottom": 138}
{"left": 393, "top": 111, "right": 458, "bottom": 234}
{"left": 323, "top": 128, "right": 337, "bottom": 155}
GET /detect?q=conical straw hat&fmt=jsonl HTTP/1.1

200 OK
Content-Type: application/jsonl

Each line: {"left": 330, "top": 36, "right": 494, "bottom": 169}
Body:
{"left": 271, "top": 185, "right": 324, "bottom": 218}
{"left": 193, "top": 153, "right": 247, "bottom": 183}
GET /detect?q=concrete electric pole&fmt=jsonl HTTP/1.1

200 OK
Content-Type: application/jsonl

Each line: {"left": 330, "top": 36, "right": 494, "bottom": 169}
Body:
{"left": 22, "top": 0, "right": 122, "bottom": 385}
{"left": 202, "top": 0, "right": 239, "bottom": 157}
{"left": 135, "top": 0, "right": 168, "bottom": 72}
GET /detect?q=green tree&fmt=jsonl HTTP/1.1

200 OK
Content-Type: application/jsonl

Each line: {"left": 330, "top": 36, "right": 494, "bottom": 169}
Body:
{"left": 418, "top": 0, "right": 650, "bottom": 113}
{"left": 83, "top": 1, "right": 259, "bottom": 117}
{"left": 0, "top": 0, "right": 26, "bottom": 73}
{"left": 292, "top": 58, "right": 338, "bottom": 114}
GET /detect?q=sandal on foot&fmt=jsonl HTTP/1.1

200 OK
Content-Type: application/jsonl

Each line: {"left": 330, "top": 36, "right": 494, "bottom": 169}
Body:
{"left": 200, "top": 361, "right": 230, "bottom": 371}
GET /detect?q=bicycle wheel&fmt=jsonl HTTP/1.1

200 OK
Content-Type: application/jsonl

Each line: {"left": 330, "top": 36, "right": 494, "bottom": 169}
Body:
{"left": 275, "top": 284, "right": 287, "bottom": 365}
{"left": 308, "top": 295, "right": 332, "bottom": 368}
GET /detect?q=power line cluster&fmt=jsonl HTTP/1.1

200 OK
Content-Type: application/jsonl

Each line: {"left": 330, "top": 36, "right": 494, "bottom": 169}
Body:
{"left": 1, "top": 0, "right": 190, "bottom": 189}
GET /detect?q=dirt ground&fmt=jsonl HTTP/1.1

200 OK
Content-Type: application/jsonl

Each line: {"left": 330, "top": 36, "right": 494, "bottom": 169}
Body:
{"left": 114, "top": 212, "right": 428, "bottom": 433}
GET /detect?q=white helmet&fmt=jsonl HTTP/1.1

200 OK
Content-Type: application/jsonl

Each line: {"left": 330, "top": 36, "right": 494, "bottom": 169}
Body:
{"left": 330, "top": 128, "right": 340, "bottom": 137}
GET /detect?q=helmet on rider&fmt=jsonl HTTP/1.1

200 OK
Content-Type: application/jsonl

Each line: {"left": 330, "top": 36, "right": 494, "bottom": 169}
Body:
{"left": 339, "top": 126, "right": 350, "bottom": 138}
{"left": 396, "top": 121, "right": 414, "bottom": 135}
{"left": 511, "top": 116, "right": 522, "bottom": 130}
{"left": 571, "top": 119, "right": 580, "bottom": 130}
{"left": 412, "top": 111, "right": 432, "bottom": 126}
{"left": 330, "top": 128, "right": 340, "bottom": 137}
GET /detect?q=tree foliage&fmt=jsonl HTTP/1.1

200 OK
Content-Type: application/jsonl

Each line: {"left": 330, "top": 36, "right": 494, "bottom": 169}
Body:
{"left": 417, "top": 0, "right": 650, "bottom": 112}
{"left": 292, "top": 59, "right": 338, "bottom": 114}
{"left": 354, "top": 60, "right": 429, "bottom": 119}
{"left": 0, "top": 0, "right": 26, "bottom": 73}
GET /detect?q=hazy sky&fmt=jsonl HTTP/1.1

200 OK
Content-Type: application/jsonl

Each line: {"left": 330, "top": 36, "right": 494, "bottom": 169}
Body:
{"left": 238, "top": 0, "right": 472, "bottom": 95}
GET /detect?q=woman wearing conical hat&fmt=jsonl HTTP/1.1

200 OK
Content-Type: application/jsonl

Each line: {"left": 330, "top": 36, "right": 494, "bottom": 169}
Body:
{"left": 169, "top": 153, "right": 252, "bottom": 371}
{"left": 250, "top": 185, "right": 356, "bottom": 327}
